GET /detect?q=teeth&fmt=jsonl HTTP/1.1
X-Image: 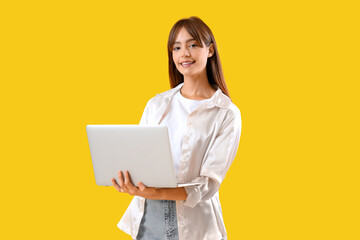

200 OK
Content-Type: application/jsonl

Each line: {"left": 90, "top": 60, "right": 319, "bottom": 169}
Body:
{"left": 181, "top": 61, "right": 194, "bottom": 65}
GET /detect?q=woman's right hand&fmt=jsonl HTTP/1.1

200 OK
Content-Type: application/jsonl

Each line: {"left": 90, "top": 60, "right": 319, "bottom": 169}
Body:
{"left": 111, "top": 170, "right": 161, "bottom": 199}
{"left": 111, "top": 170, "right": 187, "bottom": 200}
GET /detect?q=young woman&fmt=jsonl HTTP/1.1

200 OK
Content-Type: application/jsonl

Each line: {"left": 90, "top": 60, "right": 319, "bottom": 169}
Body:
{"left": 111, "top": 16, "right": 242, "bottom": 240}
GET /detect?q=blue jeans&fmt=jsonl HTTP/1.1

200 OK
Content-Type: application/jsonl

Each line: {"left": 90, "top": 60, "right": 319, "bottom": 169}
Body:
{"left": 136, "top": 199, "right": 179, "bottom": 240}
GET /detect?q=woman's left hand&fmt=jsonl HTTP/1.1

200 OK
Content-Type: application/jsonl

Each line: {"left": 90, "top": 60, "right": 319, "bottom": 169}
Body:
{"left": 111, "top": 170, "right": 161, "bottom": 199}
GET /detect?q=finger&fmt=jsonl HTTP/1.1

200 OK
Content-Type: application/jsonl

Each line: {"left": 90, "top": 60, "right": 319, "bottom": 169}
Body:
{"left": 138, "top": 182, "right": 146, "bottom": 191}
{"left": 118, "top": 171, "right": 127, "bottom": 191}
{"left": 124, "top": 171, "right": 138, "bottom": 194}
{"left": 111, "top": 178, "right": 122, "bottom": 192}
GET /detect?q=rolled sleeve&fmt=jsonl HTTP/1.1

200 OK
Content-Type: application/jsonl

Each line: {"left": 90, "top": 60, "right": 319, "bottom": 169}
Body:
{"left": 183, "top": 176, "right": 220, "bottom": 208}
{"left": 183, "top": 110, "right": 242, "bottom": 208}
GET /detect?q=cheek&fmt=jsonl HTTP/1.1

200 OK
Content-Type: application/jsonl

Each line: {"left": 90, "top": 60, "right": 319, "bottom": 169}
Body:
{"left": 172, "top": 53, "right": 178, "bottom": 65}
{"left": 197, "top": 55, "right": 208, "bottom": 67}
{"left": 195, "top": 50, "right": 208, "bottom": 64}
{"left": 172, "top": 54, "right": 182, "bottom": 72}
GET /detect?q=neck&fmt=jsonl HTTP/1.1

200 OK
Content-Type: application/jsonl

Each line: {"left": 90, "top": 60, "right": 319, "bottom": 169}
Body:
{"left": 181, "top": 72, "right": 216, "bottom": 100}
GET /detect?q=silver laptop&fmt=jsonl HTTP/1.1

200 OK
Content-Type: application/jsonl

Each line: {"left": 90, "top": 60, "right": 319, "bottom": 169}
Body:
{"left": 86, "top": 125, "right": 201, "bottom": 188}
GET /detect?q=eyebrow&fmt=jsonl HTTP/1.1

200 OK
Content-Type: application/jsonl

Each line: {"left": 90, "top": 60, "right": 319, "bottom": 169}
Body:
{"left": 174, "top": 38, "right": 196, "bottom": 44}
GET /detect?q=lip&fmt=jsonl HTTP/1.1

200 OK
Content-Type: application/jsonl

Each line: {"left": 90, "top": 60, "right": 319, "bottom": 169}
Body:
{"left": 180, "top": 61, "right": 195, "bottom": 67}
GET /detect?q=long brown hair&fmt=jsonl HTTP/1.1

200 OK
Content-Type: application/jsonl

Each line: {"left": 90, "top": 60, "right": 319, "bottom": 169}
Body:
{"left": 167, "top": 16, "right": 230, "bottom": 98}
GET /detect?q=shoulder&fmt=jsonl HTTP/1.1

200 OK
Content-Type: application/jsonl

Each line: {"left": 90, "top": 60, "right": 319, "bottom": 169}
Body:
{"left": 217, "top": 91, "right": 241, "bottom": 120}
{"left": 144, "top": 93, "right": 166, "bottom": 109}
{"left": 221, "top": 102, "right": 241, "bottom": 131}
{"left": 145, "top": 86, "right": 179, "bottom": 108}
{"left": 227, "top": 101, "right": 241, "bottom": 119}
{"left": 215, "top": 91, "right": 242, "bottom": 131}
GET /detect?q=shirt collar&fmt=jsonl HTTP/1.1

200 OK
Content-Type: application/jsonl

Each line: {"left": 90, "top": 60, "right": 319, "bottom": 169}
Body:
{"left": 156, "top": 82, "right": 231, "bottom": 109}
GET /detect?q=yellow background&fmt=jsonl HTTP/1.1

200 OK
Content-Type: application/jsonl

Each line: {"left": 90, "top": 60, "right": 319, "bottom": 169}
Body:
{"left": 1, "top": 0, "right": 359, "bottom": 239}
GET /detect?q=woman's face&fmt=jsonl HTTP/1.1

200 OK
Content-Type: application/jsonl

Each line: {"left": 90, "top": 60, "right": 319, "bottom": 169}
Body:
{"left": 172, "top": 27, "right": 214, "bottom": 78}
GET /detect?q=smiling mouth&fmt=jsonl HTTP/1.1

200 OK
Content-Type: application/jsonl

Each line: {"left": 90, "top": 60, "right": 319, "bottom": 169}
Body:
{"left": 180, "top": 61, "right": 195, "bottom": 67}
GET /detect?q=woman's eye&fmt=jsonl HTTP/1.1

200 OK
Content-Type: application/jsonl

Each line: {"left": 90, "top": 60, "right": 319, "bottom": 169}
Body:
{"left": 173, "top": 44, "right": 197, "bottom": 51}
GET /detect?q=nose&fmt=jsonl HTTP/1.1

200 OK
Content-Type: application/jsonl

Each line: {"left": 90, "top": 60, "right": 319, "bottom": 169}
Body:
{"left": 181, "top": 47, "right": 190, "bottom": 57}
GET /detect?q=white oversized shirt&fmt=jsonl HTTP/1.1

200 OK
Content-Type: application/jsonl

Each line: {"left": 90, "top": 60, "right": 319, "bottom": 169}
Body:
{"left": 161, "top": 91, "right": 209, "bottom": 175}
{"left": 117, "top": 83, "right": 242, "bottom": 240}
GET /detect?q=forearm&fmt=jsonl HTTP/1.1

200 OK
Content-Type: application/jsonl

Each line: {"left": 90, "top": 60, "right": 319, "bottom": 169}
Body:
{"left": 156, "top": 187, "right": 187, "bottom": 201}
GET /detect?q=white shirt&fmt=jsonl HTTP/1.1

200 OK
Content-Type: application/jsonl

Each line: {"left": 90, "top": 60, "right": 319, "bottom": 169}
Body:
{"left": 117, "top": 83, "right": 242, "bottom": 240}
{"left": 161, "top": 91, "right": 209, "bottom": 175}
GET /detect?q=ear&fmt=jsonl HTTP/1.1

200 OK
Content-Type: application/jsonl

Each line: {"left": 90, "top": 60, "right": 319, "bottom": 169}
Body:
{"left": 208, "top": 43, "right": 215, "bottom": 57}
